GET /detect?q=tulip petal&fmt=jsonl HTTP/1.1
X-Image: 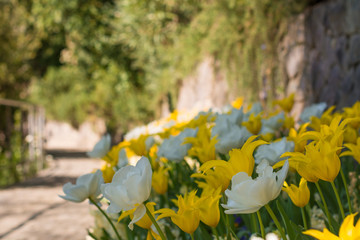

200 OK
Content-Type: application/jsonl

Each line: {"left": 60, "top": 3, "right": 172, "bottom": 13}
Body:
{"left": 128, "top": 204, "right": 146, "bottom": 230}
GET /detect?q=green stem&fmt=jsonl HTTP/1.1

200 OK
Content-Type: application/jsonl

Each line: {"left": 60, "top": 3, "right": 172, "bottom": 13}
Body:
{"left": 89, "top": 198, "right": 122, "bottom": 240}
{"left": 315, "top": 182, "right": 335, "bottom": 233}
{"left": 145, "top": 204, "right": 166, "bottom": 240}
{"left": 264, "top": 204, "right": 286, "bottom": 240}
{"left": 251, "top": 213, "right": 259, "bottom": 234}
{"left": 221, "top": 194, "right": 239, "bottom": 240}
{"left": 190, "top": 233, "right": 195, "bottom": 240}
{"left": 301, "top": 207, "right": 308, "bottom": 230}
{"left": 256, "top": 211, "right": 265, "bottom": 239}
{"left": 212, "top": 227, "right": 220, "bottom": 240}
{"left": 225, "top": 213, "right": 239, "bottom": 240}
{"left": 340, "top": 168, "right": 353, "bottom": 214}
{"left": 228, "top": 227, "right": 240, "bottom": 240}
{"left": 331, "top": 181, "right": 345, "bottom": 220}
{"left": 104, "top": 153, "right": 113, "bottom": 163}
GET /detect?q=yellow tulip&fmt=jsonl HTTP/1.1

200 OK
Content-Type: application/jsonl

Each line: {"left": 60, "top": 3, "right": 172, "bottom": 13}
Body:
{"left": 102, "top": 144, "right": 121, "bottom": 166}
{"left": 308, "top": 106, "right": 336, "bottom": 131}
{"left": 341, "top": 137, "right": 360, "bottom": 164}
{"left": 118, "top": 202, "right": 155, "bottom": 229}
{"left": 185, "top": 113, "right": 215, "bottom": 129}
{"left": 287, "top": 123, "right": 309, "bottom": 152}
{"left": 184, "top": 124, "right": 217, "bottom": 163}
{"left": 197, "top": 136, "right": 266, "bottom": 191}
{"left": 282, "top": 178, "right": 310, "bottom": 207}
{"left": 343, "top": 125, "right": 358, "bottom": 144}
{"left": 232, "top": 97, "right": 244, "bottom": 109}
{"left": 283, "top": 115, "right": 295, "bottom": 130}
{"left": 308, "top": 141, "right": 341, "bottom": 182}
{"left": 196, "top": 187, "right": 222, "bottom": 228}
{"left": 128, "top": 134, "right": 148, "bottom": 156}
{"left": 118, "top": 202, "right": 161, "bottom": 240}
{"left": 343, "top": 101, "right": 360, "bottom": 129}
{"left": 273, "top": 93, "right": 294, "bottom": 113}
{"left": 300, "top": 116, "right": 360, "bottom": 152}
{"left": 100, "top": 164, "right": 115, "bottom": 183}
{"left": 192, "top": 166, "right": 230, "bottom": 193}
{"left": 242, "top": 113, "right": 262, "bottom": 135}
{"left": 275, "top": 152, "right": 318, "bottom": 183}
{"left": 152, "top": 167, "right": 169, "bottom": 195}
{"left": 277, "top": 141, "right": 341, "bottom": 182}
{"left": 261, "top": 132, "right": 274, "bottom": 142}
{"left": 303, "top": 213, "right": 360, "bottom": 240}
{"left": 156, "top": 191, "right": 200, "bottom": 234}
{"left": 200, "top": 135, "right": 266, "bottom": 176}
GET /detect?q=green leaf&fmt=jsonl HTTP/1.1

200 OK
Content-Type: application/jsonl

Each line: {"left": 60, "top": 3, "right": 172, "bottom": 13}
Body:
{"left": 87, "top": 229, "right": 99, "bottom": 240}
{"left": 315, "top": 200, "right": 340, "bottom": 233}
{"left": 276, "top": 199, "right": 296, "bottom": 239}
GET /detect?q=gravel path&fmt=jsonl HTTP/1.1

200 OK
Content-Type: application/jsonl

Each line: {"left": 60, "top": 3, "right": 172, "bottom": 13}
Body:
{"left": 0, "top": 155, "right": 102, "bottom": 240}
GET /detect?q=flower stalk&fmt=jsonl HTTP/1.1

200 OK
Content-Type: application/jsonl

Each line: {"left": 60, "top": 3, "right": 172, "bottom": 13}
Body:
{"left": 265, "top": 204, "right": 286, "bottom": 240}
{"left": 212, "top": 227, "right": 220, "bottom": 240}
{"left": 340, "top": 167, "right": 353, "bottom": 214}
{"left": 145, "top": 204, "right": 166, "bottom": 240}
{"left": 301, "top": 207, "right": 308, "bottom": 230}
{"left": 330, "top": 181, "right": 345, "bottom": 220}
{"left": 89, "top": 198, "right": 122, "bottom": 240}
{"left": 257, "top": 211, "right": 265, "bottom": 239}
{"left": 315, "top": 182, "right": 335, "bottom": 233}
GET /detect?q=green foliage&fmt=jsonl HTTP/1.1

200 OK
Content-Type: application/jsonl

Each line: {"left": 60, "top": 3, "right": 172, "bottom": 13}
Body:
{"left": 31, "top": 66, "right": 89, "bottom": 125}
{"left": 1, "top": 0, "right": 316, "bottom": 133}
{"left": 0, "top": 0, "right": 40, "bottom": 99}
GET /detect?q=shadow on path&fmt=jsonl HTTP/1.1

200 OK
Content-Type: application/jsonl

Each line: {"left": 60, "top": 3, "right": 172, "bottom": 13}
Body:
{"left": 0, "top": 152, "right": 100, "bottom": 240}
{"left": 10, "top": 175, "right": 78, "bottom": 188}
{"left": 0, "top": 202, "right": 66, "bottom": 239}
{"left": 46, "top": 149, "right": 88, "bottom": 159}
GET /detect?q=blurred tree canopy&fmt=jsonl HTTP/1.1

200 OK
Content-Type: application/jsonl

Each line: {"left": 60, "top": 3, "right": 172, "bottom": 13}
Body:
{"left": 0, "top": 0, "right": 318, "bottom": 134}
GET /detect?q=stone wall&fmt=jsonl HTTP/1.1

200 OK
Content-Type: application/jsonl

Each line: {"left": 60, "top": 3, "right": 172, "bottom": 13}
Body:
{"left": 176, "top": 0, "right": 359, "bottom": 115}
{"left": 45, "top": 119, "right": 106, "bottom": 151}
{"left": 176, "top": 56, "right": 231, "bottom": 112}
{"left": 280, "top": 0, "right": 360, "bottom": 115}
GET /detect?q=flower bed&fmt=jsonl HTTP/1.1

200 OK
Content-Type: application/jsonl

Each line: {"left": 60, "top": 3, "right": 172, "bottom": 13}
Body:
{"left": 60, "top": 96, "right": 360, "bottom": 240}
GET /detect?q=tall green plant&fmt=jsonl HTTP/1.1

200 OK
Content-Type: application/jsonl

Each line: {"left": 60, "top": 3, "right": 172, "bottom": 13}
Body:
{"left": 27, "top": 0, "right": 314, "bottom": 133}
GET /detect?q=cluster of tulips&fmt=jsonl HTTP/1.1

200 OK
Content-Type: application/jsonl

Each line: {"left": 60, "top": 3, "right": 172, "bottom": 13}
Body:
{"left": 60, "top": 95, "right": 360, "bottom": 240}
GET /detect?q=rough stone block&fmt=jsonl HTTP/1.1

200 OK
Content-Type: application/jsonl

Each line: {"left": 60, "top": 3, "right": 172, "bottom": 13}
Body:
{"left": 335, "top": 36, "right": 347, "bottom": 68}
{"left": 320, "top": 84, "right": 337, "bottom": 106}
{"left": 305, "top": 5, "right": 325, "bottom": 48}
{"left": 349, "top": 34, "right": 360, "bottom": 65}
{"left": 328, "top": 65, "right": 343, "bottom": 88}
{"left": 341, "top": 69, "right": 354, "bottom": 93}
{"left": 355, "top": 64, "right": 360, "bottom": 87}
{"left": 310, "top": 62, "right": 325, "bottom": 91}
{"left": 286, "top": 45, "right": 305, "bottom": 78}
{"left": 325, "top": 1, "right": 347, "bottom": 36}
{"left": 320, "top": 36, "right": 337, "bottom": 66}
{"left": 345, "top": 0, "right": 360, "bottom": 34}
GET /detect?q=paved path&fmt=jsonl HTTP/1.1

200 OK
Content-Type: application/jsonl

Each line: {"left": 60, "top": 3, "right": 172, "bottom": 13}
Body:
{"left": 0, "top": 155, "right": 101, "bottom": 240}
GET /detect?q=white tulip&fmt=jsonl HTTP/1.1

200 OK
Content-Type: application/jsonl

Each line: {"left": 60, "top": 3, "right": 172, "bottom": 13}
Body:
{"left": 115, "top": 148, "right": 128, "bottom": 170}
{"left": 259, "top": 112, "right": 285, "bottom": 135}
{"left": 87, "top": 134, "right": 111, "bottom": 158}
{"left": 222, "top": 160, "right": 289, "bottom": 214}
{"left": 211, "top": 117, "right": 252, "bottom": 154}
{"left": 59, "top": 169, "right": 104, "bottom": 203}
{"left": 216, "top": 107, "right": 245, "bottom": 125}
{"left": 145, "top": 136, "right": 155, "bottom": 152}
{"left": 300, "top": 102, "right": 327, "bottom": 123}
{"left": 247, "top": 102, "right": 263, "bottom": 116}
{"left": 255, "top": 137, "right": 294, "bottom": 165}
{"left": 101, "top": 157, "right": 152, "bottom": 230}
{"left": 157, "top": 128, "right": 198, "bottom": 162}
